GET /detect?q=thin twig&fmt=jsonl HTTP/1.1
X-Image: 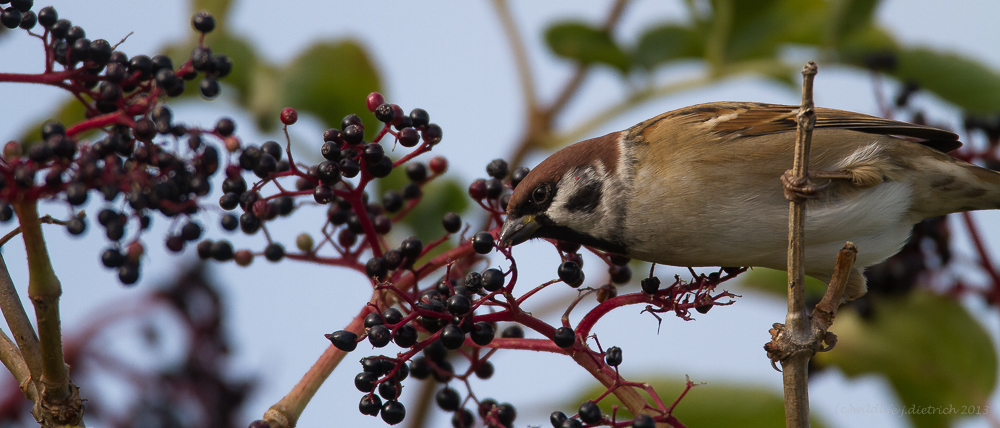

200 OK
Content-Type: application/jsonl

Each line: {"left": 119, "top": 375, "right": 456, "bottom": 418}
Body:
{"left": 0, "top": 328, "right": 37, "bottom": 402}
{"left": 782, "top": 61, "right": 818, "bottom": 428}
{"left": 0, "top": 215, "right": 67, "bottom": 248}
{"left": 0, "top": 251, "right": 43, "bottom": 399}
{"left": 491, "top": 0, "right": 537, "bottom": 110}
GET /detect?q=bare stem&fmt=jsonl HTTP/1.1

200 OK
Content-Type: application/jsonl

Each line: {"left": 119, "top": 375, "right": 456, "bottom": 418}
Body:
{"left": 12, "top": 200, "right": 84, "bottom": 426}
{"left": 0, "top": 251, "right": 43, "bottom": 401}
{"left": 491, "top": 0, "right": 537, "bottom": 110}
{"left": 782, "top": 61, "right": 818, "bottom": 428}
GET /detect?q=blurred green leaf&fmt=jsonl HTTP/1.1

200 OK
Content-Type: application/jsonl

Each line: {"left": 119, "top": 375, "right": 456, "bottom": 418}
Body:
{"left": 891, "top": 47, "right": 1000, "bottom": 114}
{"left": 632, "top": 24, "right": 704, "bottom": 70}
{"left": 738, "top": 267, "right": 828, "bottom": 299}
{"left": 827, "top": 0, "right": 882, "bottom": 43}
{"left": 576, "top": 377, "right": 827, "bottom": 427}
{"left": 16, "top": 98, "right": 88, "bottom": 145}
{"left": 545, "top": 22, "right": 631, "bottom": 73}
{"left": 277, "top": 40, "right": 382, "bottom": 133}
{"left": 816, "top": 291, "right": 997, "bottom": 428}
{"left": 726, "top": 0, "right": 825, "bottom": 62}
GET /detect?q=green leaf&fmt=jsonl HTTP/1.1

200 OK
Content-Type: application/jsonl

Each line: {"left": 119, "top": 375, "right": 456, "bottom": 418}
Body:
{"left": 575, "top": 377, "right": 827, "bottom": 427}
{"left": 891, "top": 47, "right": 1000, "bottom": 114}
{"left": 828, "top": 0, "right": 882, "bottom": 43}
{"left": 632, "top": 24, "right": 704, "bottom": 70}
{"left": 815, "top": 291, "right": 997, "bottom": 428}
{"left": 711, "top": 0, "right": 826, "bottom": 62}
{"left": 277, "top": 40, "right": 382, "bottom": 133}
{"left": 545, "top": 22, "right": 631, "bottom": 73}
{"left": 737, "top": 267, "right": 828, "bottom": 299}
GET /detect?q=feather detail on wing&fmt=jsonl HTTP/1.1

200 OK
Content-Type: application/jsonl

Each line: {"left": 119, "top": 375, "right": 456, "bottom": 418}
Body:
{"left": 664, "top": 102, "right": 961, "bottom": 152}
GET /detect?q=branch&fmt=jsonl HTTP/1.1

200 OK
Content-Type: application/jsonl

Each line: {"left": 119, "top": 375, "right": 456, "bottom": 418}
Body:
{"left": 491, "top": 0, "right": 537, "bottom": 110}
{"left": 0, "top": 328, "right": 36, "bottom": 402}
{"left": 0, "top": 252, "right": 42, "bottom": 402}
{"left": 781, "top": 62, "right": 818, "bottom": 428}
{"left": 11, "top": 201, "right": 84, "bottom": 426}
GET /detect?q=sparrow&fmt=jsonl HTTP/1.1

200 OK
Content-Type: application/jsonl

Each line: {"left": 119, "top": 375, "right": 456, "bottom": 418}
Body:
{"left": 499, "top": 101, "right": 1000, "bottom": 300}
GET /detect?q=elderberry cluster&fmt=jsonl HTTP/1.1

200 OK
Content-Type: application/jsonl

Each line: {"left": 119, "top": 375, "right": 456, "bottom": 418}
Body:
{"left": 0, "top": 7, "right": 232, "bottom": 284}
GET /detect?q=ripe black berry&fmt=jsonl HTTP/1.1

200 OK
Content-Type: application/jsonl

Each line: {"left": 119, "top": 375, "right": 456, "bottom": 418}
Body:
{"left": 220, "top": 214, "right": 238, "bottom": 231}
{"left": 463, "top": 271, "right": 482, "bottom": 292}
{"left": 0, "top": 204, "right": 12, "bottom": 223}
{"left": 180, "top": 222, "right": 202, "bottom": 241}
{"left": 239, "top": 212, "right": 261, "bottom": 234}
{"left": 355, "top": 372, "right": 377, "bottom": 392}
{"left": 441, "top": 212, "right": 461, "bottom": 233}
{"left": 553, "top": 327, "right": 575, "bottom": 349}
{"left": 578, "top": 401, "right": 602, "bottom": 425}
{"left": 165, "top": 236, "right": 185, "bottom": 253}
{"left": 394, "top": 324, "right": 417, "bottom": 348}
{"left": 19, "top": 10, "right": 35, "bottom": 30}
{"left": 36, "top": 6, "right": 55, "bottom": 28}
{"left": 1, "top": 7, "right": 22, "bottom": 29}
{"left": 191, "top": 11, "right": 216, "bottom": 33}
{"left": 401, "top": 183, "right": 421, "bottom": 200}
{"left": 65, "top": 182, "right": 88, "bottom": 206}
{"left": 50, "top": 18, "right": 70, "bottom": 39}
{"left": 253, "top": 153, "right": 277, "bottom": 178}
{"left": 362, "top": 143, "right": 384, "bottom": 164}
{"left": 215, "top": 117, "right": 235, "bottom": 136}
{"left": 320, "top": 142, "right": 340, "bottom": 161}
{"left": 65, "top": 217, "right": 86, "bottom": 235}
{"left": 398, "top": 127, "right": 419, "bottom": 147}
{"left": 365, "top": 257, "right": 387, "bottom": 280}
{"left": 510, "top": 167, "right": 530, "bottom": 189}
{"left": 343, "top": 124, "right": 364, "bottom": 145}
{"left": 446, "top": 294, "right": 471, "bottom": 316}
{"left": 605, "top": 346, "right": 622, "bottom": 366}
{"left": 375, "top": 103, "right": 395, "bottom": 123}
{"left": 368, "top": 325, "right": 392, "bottom": 347}
{"left": 557, "top": 261, "right": 584, "bottom": 287}
{"left": 260, "top": 140, "right": 282, "bottom": 162}
{"left": 422, "top": 124, "right": 442, "bottom": 145}
{"left": 474, "top": 361, "right": 494, "bottom": 379}
{"left": 405, "top": 162, "right": 427, "bottom": 183}
{"left": 484, "top": 178, "right": 503, "bottom": 200}
{"left": 486, "top": 159, "right": 509, "bottom": 180}
{"left": 501, "top": 325, "right": 524, "bottom": 339}
{"left": 367, "top": 156, "right": 393, "bottom": 178}
{"left": 409, "top": 108, "right": 429, "bottom": 127}
{"left": 695, "top": 303, "right": 712, "bottom": 314}
{"left": 327, "top": 330, "right": 358, "bottom": 352}
{"left": 452, "top": 408, "right": 475, "bottom": 428}
{"left": 435, "top": 387, "right": 461, "bottom": 411}
{"left": 200, "top": 77, "right": 220, "bottom": 98}
{"left": 481, "top": 268, "right": 504, "bottom": 292}
{"left": 610, "top": 264, "right": 631, "bottom": 284}
{"left": 210, "top": 240, "right": 235, "bottom": 261}
{"left": 640, "top": 276, "right": 661, "bottom": 294}
{"left": 380, "top": 400, "right": 405, "bottom": 425}
{"left": 440, "top": 324, "right": 465, "bottom": 350}
{"left": 550, "top": 411, "right": 568, "bottom": 428}
{"left": 380, "top": 190, "right": 403, "bottom": 213}
{"left": 101, "top": 248, "right": 124, "bottom": 268}
{"left": 339, "top": 157, "right": 361, "bottom": 178}
{"left": 497, "top": 403, "right": 517, "bottom": 426}
{"left": 470, "top": 322, "right": 495, "bottom": 346}
{"left": 632, "top": 414, "right": 656, "bottom": 428}
{"left": 378, "top": 379, "right": 400, "bottom": 401}
{"left": 359, "top": 394, "right": 382, "bottom": 416}
{"left": 399, "top": 236, "right": 423, "bottom": 260}
{"left": 471, "top": 232, "right": 494, "bottom": 254}
{"left": 118, "top": 263, "right": 140, "bottom": 285}
{"left": 219, "top": 192, "right": 239, "bottom": 210}
{"left": 264, "top": 243, "right": 285, "bottom": 261}
{"left": 316, "top": 160, "right": 341, "bottom": 184}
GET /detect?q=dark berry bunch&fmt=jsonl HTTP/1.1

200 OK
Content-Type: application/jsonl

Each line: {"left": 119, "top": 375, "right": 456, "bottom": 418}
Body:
{"left": 195, "top": 92, "right": 447, "bottom": 274}
{"left": 0, "top": 8, "right": 233, "bottom": 285}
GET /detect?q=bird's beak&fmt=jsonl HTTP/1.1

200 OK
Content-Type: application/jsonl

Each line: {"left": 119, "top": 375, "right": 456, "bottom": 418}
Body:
{"left": 499, "top": 215, "right": 541, "bottom": 247}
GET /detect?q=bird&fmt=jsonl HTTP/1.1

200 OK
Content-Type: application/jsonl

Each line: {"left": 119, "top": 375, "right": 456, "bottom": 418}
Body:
{"left": 499, "top": 101, "right": 1000, "bottom": 300}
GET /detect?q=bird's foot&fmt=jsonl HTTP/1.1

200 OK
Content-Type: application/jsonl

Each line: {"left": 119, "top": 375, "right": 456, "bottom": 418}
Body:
{"left": 781, "top": 170, "right": 852, "bottom": 202}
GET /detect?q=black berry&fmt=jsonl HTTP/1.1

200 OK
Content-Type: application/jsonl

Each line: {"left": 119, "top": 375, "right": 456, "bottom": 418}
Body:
{"left": 486, "top": 159, "right": 508, "bottom": 180}
{"left": 470, "top": 322, "right": 495, "bottom": 346}
{"left": 481, "top": 268, "right": 504, "bottom": 292}
{"left": 553, "top": 327, "right": 575, "bottom": 349}
{"left": 442, "top": 212, "right": 461, "bottom": 233}
{"left": 578, "top": 401, "right": 602, "bottom": 425}
{"left": 264, "top": 243, "right": 285, "bottom": 261}
{"left": 605, "top": 346, "right": 622, "bottom": 366}
{"left": 380, "top": 401, "right": 405, "bottom": 425}
{"left": 191, "top": 11, "right": 216, "bottom": 33}
{"left": 558, "top": 261, "right": 584, "bottom": 287}
{"left": 327, "top": 330, "right": 358, "bottom": 352}
{"left": 440, "top": 324, "right": 465, "bottom": 350}
{"left": 435, "top": 387, "right": 461, "bottom": 411}
{"left": 471, "top": 232, "right": 494, "bottom": 254}
{"left": 640, "top": 276, "right": 661, "bottom": 294}
{"left": 359, "top": 394, "right": 382, "bottom": 416}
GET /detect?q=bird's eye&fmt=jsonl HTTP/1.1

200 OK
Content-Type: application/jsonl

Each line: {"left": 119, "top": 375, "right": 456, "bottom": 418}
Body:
{"left": 532, "top": 185, "right": 549, "bottom": 204}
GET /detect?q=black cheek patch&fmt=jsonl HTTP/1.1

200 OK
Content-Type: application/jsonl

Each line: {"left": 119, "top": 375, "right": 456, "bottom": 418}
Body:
{"left": 564, "top": 180, "right": 601, "bottom": 213}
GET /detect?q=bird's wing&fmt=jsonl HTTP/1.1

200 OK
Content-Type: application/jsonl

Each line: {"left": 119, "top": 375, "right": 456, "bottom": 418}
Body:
{"left": 665, "top": 102, "right": 962, "bottom": 152}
